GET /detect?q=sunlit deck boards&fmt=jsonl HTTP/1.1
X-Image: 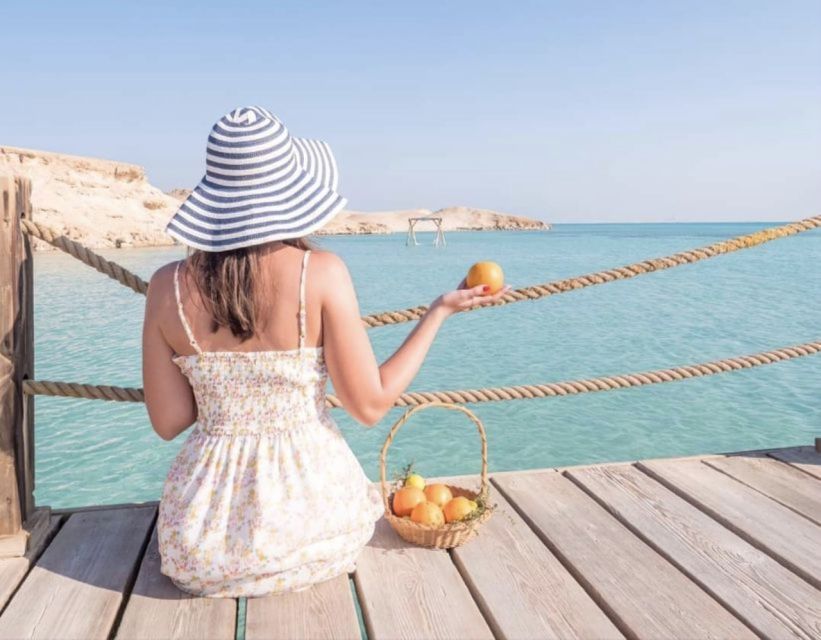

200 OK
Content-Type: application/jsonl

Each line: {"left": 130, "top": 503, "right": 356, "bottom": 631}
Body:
{"left": 1, "top": 445, "right": 819, "bottom": 640}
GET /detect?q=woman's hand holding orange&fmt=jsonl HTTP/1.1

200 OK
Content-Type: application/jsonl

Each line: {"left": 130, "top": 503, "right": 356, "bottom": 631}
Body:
{"left": 431, "top": 278, "right": 511, "bottom": 317}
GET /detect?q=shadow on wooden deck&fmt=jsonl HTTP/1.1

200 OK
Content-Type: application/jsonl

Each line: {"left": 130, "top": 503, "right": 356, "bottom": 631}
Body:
{"left": 1, "top": 445, "right": 819, "bottom": 639}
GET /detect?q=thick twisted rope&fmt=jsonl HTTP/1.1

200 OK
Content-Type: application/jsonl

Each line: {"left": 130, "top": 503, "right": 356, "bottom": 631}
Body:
{"left": 361, "top": 214, "right": 821, "bottom": 327}
{"left": 22, "top": 380, "right": 145, "bottom": 402}
{"left": 20, "top": 215, "right": 821, "bottom": 323}
{"left": 21, "top": 219, "right": 148, "bottom": 294}
{"left": 22, "top": 339, "right": 821, "bottom": 406}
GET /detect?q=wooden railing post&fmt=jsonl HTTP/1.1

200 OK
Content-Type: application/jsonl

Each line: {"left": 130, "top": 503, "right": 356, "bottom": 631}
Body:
{"left": 0, "top": 175, "right": 46, "bottom": 557}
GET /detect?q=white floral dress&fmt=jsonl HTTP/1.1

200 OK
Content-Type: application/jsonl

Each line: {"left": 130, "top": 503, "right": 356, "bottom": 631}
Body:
{"left": 157, "top": 251, "right": 383, "bottom": 598}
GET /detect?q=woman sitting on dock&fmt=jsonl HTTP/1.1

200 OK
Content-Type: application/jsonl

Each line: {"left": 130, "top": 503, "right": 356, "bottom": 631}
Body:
{"left": 140, "top": 106, "right": 508, "bottom": 598}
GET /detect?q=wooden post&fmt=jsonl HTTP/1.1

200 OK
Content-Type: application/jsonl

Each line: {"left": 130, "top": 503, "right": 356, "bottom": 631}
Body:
{"left": 434, "top": 218, "right": 446, "bottom": 248}
{"left": 406, "top": 219, "right": 419, "bottom": 246}
{"left": 0, "top": 175, "right": 46, "bottom": 557}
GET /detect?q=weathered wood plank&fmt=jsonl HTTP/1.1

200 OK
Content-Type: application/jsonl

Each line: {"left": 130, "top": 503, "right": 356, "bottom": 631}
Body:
{"left": 0, "top": 514, "right": 61, "bottom": 612}
{"left": 493, "top": 470, "right": 754, "bottom": 639}
{"left": 0, "top": 506, "right": 53, "bottom": 559}
{"left": 705, "top": 455, "right": 821, "bottom": 525}
{"left": 52, "top": 499, "right": 160, "bottom": 515}
{"left": 0, "top": 506, "right": 155, "bottom": 640}
{"left": 245, "top": 574, "right": 359, "bottom": 640}
{"left": 354, "top": 518, "right": 494, "bottom": 640}
{"left": 569, "top": 464, "right": 821, "bottom": 639}
{"left": 115, "top": 524, "right": 235, "bottom": 640}
{"left": 639, "top": 458, "right": 821, "bottom": 589}
{"left": 445, "top": 475, "right": 622, "bottom": 639}
{"left": 0, "top": 176, "right": 31, "bottom": 538}
{"left": 17, "top": 177, "right": 34, "bottom": 523}
{"left": 769, "top": 446, "right": 821, "bottom": 481}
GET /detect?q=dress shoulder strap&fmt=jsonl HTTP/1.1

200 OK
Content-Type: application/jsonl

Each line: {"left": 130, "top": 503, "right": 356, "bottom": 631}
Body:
{"left": 298, "top": 250, "right": 311, "bottom": 350}
{"left": 173, "top": 260, "right": 203, "bottom": 355}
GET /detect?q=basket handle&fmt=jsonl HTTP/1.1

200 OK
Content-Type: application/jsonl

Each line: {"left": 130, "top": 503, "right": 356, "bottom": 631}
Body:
{"left": 379, "top": 401, "right": 489, "bottom": 515}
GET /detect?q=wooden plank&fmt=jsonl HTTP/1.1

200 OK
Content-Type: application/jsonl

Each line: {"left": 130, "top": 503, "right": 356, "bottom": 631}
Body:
{"left": 444, "top": 475, "right": 622, "bottom": 639}
{"left": 769, "top": 446, "right": 821, "bottom": 481}
{"left": 0, "top": 506, "right": 52, "bottom": 558}
{"left": 705, "top": 455, "right": 821, "bottom": 525}
{"left": 569, "top": 464, "right": 821, "bottom": 639}
{"left": 468, "top": 448, "right": 742, "bottom": 483}
{"left": 0, "top": 514, "right": 61, "bottom": 612}
{"left": 0, "top": 506, "right": 155, "bottom": 640}
{"left": 245, "top": 574, "right": 359, "bottom": 640}
{"left": 52, "top": 499, "right": 160, "bottom": 515}
{"left": 17, "top": 177, "right": 34, "bottom": 523}
{"left": 639, "top": 458, "right": 821, "bottom": 589}
{"left": 493, "top": 470, "right": 754, "bottom": 639}
{"left": 0, "top": 176, "right": 28, "bottom": 537}
{"left": 354, "top": 518, "right": 494, "bottom": 640}
{"left": 115, "top": 524, "right": 235, "bottom": 640}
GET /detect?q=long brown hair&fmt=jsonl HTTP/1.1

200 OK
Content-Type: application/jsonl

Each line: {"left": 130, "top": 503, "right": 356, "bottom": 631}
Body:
{"left": 187, "top": 237, "right": 314, "bottom": 341}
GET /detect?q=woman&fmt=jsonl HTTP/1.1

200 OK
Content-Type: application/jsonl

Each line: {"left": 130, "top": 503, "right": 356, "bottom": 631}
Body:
{"left": 142, "top": 106, "right": 508, "bottom": 598}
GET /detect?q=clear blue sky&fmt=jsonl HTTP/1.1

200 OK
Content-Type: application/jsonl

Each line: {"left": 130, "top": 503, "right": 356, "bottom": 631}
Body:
{"left": 2, "top": 1, "right": 819, "bottom": 222}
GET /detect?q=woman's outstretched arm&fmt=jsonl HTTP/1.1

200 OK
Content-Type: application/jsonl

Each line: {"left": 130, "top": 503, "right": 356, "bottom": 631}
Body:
{"left": 318, "top": 253, "right": 508, "bottom": 426}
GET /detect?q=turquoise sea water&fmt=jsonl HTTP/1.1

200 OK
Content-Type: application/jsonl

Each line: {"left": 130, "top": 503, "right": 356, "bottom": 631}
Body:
{"left": 32, "top": 224, "right": 820, "bottom": 509}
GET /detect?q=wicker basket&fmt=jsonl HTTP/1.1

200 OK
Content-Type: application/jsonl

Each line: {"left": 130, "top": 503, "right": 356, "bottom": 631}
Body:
{"left": 380, "top": 401, "right": 492, "bottom": 548}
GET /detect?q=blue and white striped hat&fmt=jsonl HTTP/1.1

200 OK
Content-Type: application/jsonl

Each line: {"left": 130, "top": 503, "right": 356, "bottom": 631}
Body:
{"left": 165, "top": 106, "right": 347, "bottom": 251}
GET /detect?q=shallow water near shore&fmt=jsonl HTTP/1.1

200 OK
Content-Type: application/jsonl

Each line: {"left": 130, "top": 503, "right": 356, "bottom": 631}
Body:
{"left": 32, "top": 224, "right": 820, "bottom": 509}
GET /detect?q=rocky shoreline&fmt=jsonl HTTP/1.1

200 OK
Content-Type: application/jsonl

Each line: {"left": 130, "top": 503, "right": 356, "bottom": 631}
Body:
{"left": 1, "top": 146, "right": 549, "bottom": 250}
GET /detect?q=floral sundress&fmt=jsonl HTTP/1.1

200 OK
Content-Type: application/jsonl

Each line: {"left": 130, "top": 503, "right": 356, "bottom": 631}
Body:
{"left": 157, "top": 250, "right": 383, "bottom": 597}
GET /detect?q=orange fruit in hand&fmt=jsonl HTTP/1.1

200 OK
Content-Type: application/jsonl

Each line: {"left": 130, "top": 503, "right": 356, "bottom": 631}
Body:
{"left": 392, "top": 486, "right": 425, "bottom": 517}
{"left": 466, "top": 261, "right": 504, "bottom": 295}
{"left": 424, "top": 483, "right": 453, "bottom": 508}
{"left": 443, "top": 496, "right": 478, "bottom": 523}
{"left": 410, "top": 501, "right": 445, "bottom": 526}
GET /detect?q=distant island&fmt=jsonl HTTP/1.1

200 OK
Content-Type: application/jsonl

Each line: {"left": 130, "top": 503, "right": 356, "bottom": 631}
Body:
{"left": 0, "top": 146, "right": 549, "bottom": 250}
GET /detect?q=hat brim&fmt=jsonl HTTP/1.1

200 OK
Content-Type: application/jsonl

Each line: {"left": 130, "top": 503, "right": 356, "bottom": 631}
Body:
{"left": 165, "top": 137, "right": 346, "bottom": 252}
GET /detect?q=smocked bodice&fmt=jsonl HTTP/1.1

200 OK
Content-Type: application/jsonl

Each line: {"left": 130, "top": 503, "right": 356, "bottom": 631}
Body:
{"left": 172, "top": 348, "right": 329, "bottom": 435}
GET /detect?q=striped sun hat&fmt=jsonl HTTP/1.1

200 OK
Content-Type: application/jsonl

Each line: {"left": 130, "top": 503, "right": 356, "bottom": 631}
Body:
{"left": 165, "top": 106, "right": 347, "bottom": 251}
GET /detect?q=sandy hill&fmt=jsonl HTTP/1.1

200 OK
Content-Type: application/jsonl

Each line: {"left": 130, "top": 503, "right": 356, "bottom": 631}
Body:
{"left": 0, "top": 146, "right": 180, "bottom": 250}
{"left": 319, "top": 207, "right": 549, "bottom": 235}
{"left": 1, "top": 147, "right": 548, "bottom": 249}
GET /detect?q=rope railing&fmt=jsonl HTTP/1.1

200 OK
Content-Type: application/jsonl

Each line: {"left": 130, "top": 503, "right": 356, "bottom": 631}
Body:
{"left": 22, "top": 338, "right": 821, "bottom": 407}
{"left": 360, "top": 214, "right": 821, "bottom": 327}
{"left": 23, "top": 380, "right": 145, "bottom": 403}
{"left": 21, "top": 214, "right": 821, "bottom": 327}
{"left": 20, "top": 214, "right": 820, "bottom": 411}
{"left": 21, "top": 219, "right": 148, "bottom": 294}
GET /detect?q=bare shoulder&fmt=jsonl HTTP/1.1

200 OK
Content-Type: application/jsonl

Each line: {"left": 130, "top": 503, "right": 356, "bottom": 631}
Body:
{"left": 308, "top": 250, "right": 351, "bottom": 284}
{"left": 307, "top": 250, "right": 356, "bottom": 306}
{"left": 145, "top": 260, "right": 180, "bottom": 307}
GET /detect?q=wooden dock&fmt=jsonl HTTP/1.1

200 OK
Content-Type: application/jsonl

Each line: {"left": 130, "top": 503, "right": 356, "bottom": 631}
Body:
{"left": 1, "top": 444, "right": 820, "bottom": 640}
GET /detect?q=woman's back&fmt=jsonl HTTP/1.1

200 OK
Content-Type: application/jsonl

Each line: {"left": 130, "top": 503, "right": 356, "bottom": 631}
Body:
{"left": 172, "top": 249, "right": 328, "bottom": 434}
{"left": 168, "top": 244, "right": 322, "bottom": 356}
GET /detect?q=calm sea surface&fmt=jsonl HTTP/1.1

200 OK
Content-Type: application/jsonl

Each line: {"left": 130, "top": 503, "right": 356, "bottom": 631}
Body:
{"left": 32, "top": 224, "right": 820, "bottom": 508}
